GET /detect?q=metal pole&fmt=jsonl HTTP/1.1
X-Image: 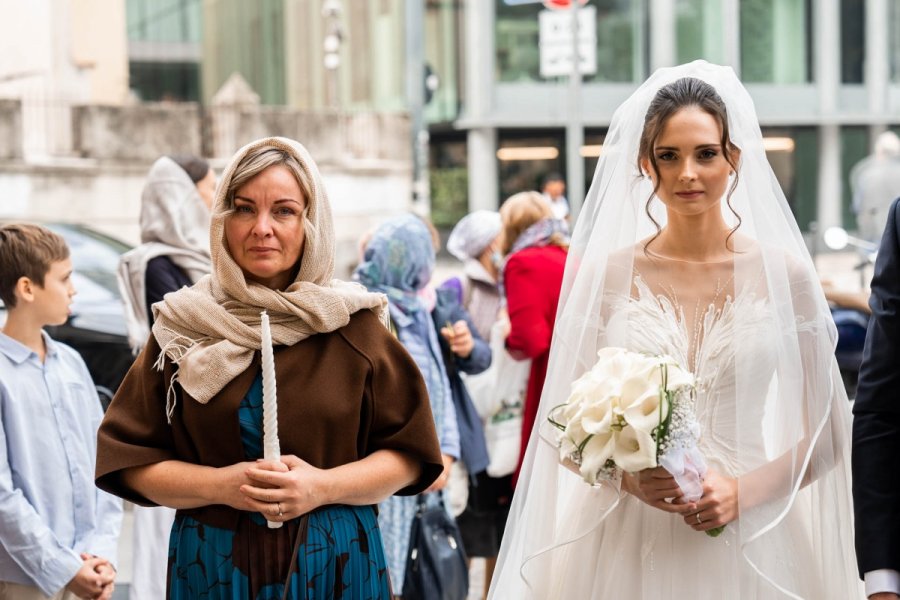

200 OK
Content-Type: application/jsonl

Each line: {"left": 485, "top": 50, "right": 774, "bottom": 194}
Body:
{"left": 405, "top": 0, "right": 430, "bottom": 215}
{"left": 566, "top": 1, "right": 584, "bottom": 222}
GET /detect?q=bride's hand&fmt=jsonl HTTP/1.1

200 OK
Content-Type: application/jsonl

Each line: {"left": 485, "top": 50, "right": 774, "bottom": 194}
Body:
{"left": 682, "top": 469, "right": 739, "bottom": 532}
{"left": 623, "top": 468, "right": 696, "bottom": 515}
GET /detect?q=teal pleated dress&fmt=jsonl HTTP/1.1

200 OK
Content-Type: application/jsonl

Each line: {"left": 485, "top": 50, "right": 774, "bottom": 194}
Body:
{"left": 167, "top": 375, "right": 392, "bottom": 599}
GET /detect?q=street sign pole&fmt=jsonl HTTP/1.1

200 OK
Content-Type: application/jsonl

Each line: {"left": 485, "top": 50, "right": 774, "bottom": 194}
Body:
{"left": 566, "top": 1, "right": 585, "bottom": 222}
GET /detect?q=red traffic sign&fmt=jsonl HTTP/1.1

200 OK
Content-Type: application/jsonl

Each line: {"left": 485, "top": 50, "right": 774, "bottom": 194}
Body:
{"left": 543, "top": 0, "right": 589, "bottom": 9}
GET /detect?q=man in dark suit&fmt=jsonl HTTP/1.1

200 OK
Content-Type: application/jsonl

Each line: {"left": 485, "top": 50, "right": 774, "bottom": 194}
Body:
{"left": 853, "top": 197, "right": 900, "bottom": 600}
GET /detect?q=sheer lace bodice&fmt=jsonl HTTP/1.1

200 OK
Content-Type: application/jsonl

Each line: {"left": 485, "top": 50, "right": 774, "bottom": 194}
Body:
{"left": 606, "top": 275, "right": 776, "bottom": 476}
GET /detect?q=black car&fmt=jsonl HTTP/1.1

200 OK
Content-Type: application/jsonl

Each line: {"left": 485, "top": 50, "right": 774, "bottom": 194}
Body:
{"left": 0, "top": 223, "right": 135, "bottom": 409}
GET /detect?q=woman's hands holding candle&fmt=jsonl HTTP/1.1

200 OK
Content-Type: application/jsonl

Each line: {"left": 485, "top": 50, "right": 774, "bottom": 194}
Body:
{"left": 214, "top": 460, "right": 288, "bottom": 513}
{"left": 240, "top": 456, "right": 326, "bottom": 521}
{"left": 238, "top": 450, "right": 422, "bottom": 520}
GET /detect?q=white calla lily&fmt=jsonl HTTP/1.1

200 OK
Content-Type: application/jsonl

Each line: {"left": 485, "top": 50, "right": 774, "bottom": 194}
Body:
{"left": 621, "top": 385, "right": 668, "bottom": 436}
{"left": 613, "top": 425, "right": 658, "bottom": 472}
{"left": 578, "top": 431, "right": 616, "bottom": 484}
{"left": 579, "top": 399, "right": 615, "bottom": 435}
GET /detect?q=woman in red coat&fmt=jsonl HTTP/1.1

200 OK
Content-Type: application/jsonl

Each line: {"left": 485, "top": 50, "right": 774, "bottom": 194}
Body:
{"left": 499, "top": 191, "right": 569, "bottom": 483}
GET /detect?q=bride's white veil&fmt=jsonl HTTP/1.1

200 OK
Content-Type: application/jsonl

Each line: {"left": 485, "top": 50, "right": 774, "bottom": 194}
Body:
{"left": 489, "top": 61, "right": 858, "bottom": 598}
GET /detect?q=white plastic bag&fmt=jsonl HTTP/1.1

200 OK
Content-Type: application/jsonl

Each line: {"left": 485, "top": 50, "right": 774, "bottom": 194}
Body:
{"left": 462, "top": 317, "right": 530, "bottom": 477}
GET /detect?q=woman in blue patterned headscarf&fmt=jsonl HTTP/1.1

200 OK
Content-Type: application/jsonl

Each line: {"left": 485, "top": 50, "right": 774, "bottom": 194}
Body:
{"left": 354, "top": 214, "right": 460, "bottom": 595}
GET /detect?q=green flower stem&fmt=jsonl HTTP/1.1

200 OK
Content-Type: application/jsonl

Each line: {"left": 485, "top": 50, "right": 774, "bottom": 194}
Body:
{"left": 705, "top": 525, "right": 726, "bottom": 538}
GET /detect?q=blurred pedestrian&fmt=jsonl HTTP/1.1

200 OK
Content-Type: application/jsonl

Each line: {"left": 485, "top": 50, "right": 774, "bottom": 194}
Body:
{"left": 118, "top": 154, "right": 215, "bottom": 351}
{"left": 498, "top": 192, "right": 568, "bottom": 483}
{"left": 445, "top": 211, "right": 504, "bottom": 340}
{"left": 0, "top": 223, "right": 122, "bottom": 600}
{"left": 540, "top": 172, "right": 569, "bottom": 222}
{"left": 116, "top": 154, "right": 215, "bottom": 600}
{"left": 97, "top": 137, "right": 442, "bottom": 599}
{"left": 444, "top": 211, "right": 515, "bottom": 599}
{"left": 851, "top": 131, "right": 900, "bottom": 243}
{"left": 354, "top": 214, "right": 462, "bottom": 597}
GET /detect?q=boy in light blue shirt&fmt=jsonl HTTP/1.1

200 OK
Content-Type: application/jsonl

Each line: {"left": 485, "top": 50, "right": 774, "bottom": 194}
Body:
{"left": 0, "top": 224, "right": 122, "bottom": 600}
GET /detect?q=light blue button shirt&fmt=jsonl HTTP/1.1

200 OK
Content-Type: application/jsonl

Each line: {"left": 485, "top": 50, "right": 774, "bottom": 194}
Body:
{"left": 0, "top": 331, "right": 123, "bottom": 596}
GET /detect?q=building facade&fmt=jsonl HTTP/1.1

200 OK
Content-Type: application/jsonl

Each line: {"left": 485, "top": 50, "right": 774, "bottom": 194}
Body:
{"left": 155, "top": 0, "right": 900, "bottom": 236}
{"left": 447, "top": 0, "right": 900, "bottom": 235}
{"left": 127, "top": 0, "right": 203, "bottom": 102}
{"left": 0, "top": 0, "right": 415, "bottom": 278}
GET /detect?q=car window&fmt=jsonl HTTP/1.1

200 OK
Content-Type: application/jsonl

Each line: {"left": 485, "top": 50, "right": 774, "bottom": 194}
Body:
{"left": 71, "top": 272, "right": 116, "bottom": 303}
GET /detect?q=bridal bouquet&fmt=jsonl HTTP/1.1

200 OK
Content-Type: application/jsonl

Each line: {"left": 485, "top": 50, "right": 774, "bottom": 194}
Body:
{"left": 548, "top": 347, "right": 724, "bottom": 537}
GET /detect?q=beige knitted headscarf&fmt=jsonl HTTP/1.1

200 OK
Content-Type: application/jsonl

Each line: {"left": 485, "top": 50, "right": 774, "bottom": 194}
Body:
{"left": 151, "top": 137, "right": 388, "bottom": 416}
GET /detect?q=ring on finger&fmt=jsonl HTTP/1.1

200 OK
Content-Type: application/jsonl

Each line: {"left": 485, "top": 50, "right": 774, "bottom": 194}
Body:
{"left": 277, "top": 502, "right": 283, "bottom": 517}
{"left": 695, "top": 512, "right": 702, "bottom": 524}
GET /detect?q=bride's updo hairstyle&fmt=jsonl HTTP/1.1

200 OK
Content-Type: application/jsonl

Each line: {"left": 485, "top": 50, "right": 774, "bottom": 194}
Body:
{"left": 637, "top": 77, "right": 742, "bottom": 250}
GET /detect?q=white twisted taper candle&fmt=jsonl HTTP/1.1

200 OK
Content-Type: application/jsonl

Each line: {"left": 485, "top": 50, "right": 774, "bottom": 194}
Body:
{"left": 260, "top": 310, "right": 282, "bottom": 529}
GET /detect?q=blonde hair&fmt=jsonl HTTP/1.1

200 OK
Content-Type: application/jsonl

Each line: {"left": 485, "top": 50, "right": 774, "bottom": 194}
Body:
{"left": 499, "top": 191, "right": 555, "bottom": 255}
{"left": 224, "top": 146, "right": 313, "bottom": 210}
{"left": 0, "top": 223, "right": 70, "bottom": 308}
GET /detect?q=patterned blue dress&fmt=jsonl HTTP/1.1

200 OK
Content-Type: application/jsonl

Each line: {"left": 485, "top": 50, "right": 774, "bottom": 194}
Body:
{"left": 167, "top": 375, "right": 391, "bottom": 599}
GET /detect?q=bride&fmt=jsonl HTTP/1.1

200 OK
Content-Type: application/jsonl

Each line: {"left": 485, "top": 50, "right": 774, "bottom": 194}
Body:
{"left": 489, "top": 61, "right": 861, "bottom": 599}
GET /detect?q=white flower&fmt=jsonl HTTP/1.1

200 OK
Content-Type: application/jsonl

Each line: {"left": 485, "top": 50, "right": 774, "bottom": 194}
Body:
{"left": 552, "top": 347, "right": 696, "bottom": 484}
{"left": 590, "top": 347, "right": 654, "bottom": 382}
{"left": 579, "top": 396, "right": 616, "bottom": 435}
{"left": 621, "top": 380, "right": 668, "bottom": 437}
{"left": 578, "top": 430, "right": 616, "bottom": 484}
{"left": 612, "top": 424, "right": 658, "bottom": 472}
{"left": 651, "top": 357, "right": 695, "bottom": 390}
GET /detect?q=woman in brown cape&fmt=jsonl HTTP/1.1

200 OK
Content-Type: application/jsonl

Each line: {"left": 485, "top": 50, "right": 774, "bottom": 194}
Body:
{"left": 96, "top": 137, "right": 443, "bottom": 599}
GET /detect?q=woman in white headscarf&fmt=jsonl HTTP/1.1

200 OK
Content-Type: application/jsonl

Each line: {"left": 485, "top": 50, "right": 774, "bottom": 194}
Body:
{"left": 445, "top": 210, "right": 503, "bottom": 340}
{"left": 98, "top": 138, "right": 443, "bottom": 599}
{"left": 489, "top": 61, "right": 860, "bottom": 599}
{"left": 118, "top": 155, "right": 216, "bottom": 352}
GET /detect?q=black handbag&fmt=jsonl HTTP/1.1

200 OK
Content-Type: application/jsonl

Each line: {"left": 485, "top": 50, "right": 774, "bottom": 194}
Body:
{"left": 403, "top": 494, "right": 469, "bottom": 600}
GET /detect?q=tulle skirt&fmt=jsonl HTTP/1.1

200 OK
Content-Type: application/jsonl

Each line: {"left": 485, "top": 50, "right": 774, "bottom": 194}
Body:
{"left": 494, "top": 492, "right": 857, "bottom": 599}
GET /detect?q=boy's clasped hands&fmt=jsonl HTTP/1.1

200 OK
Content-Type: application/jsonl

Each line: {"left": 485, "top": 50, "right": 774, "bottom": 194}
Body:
{"left": 68, "top": 553, "right": 116, "bottom": 600}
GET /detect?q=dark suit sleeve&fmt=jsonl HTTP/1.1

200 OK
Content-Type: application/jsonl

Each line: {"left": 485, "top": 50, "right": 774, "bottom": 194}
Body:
{"left": 852, "top": 197, "right": 900, "bottom": 577}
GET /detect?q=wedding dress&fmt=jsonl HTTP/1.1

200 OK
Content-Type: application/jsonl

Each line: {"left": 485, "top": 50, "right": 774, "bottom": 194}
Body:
{"left": 489, "top": 61, "right": 861, "bottom": 599}
{"left": 573, "top": 256, "right": 826, "bottom": 599}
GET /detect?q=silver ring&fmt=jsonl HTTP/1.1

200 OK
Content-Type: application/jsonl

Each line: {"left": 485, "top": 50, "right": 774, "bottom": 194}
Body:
{"left": 277, "top": 502, "right": 283, "bottom": 517}
{"left": 695, "top": 512, "right": 702, "bottom": 524}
